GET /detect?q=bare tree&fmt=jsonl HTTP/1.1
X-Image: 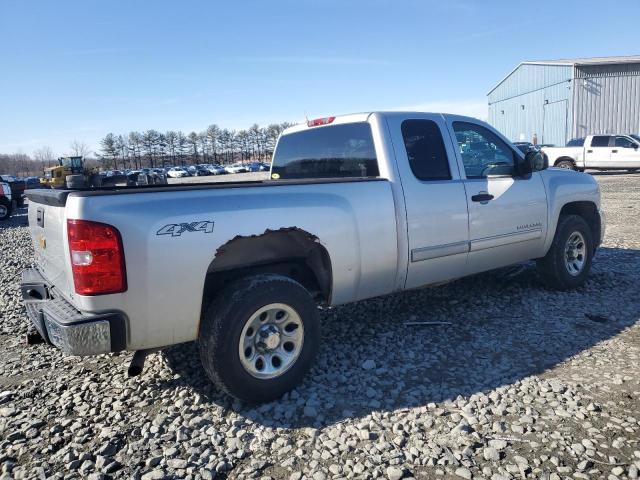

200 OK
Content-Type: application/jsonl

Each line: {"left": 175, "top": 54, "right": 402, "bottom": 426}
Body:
{"left": 33, "top": 146, "right": 56, "bottom": 167}
{"left": 69, "top": 140, "right": 91, "bottom": 157}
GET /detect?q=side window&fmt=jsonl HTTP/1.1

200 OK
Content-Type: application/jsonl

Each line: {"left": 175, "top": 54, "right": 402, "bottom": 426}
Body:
{"left": 452, "top": 122, "right": 515, "bottom": 178}
{"left": 401, "top": 120, "right": 451, "bottom": 181}
{"left": 615, "top": 136, "right": 636, "bottom": 148}
{"left": 591, "top": 136, "right": 610, "bottom": 147}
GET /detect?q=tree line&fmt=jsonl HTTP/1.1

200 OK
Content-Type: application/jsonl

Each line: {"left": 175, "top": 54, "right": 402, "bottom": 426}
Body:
{"left": 0, "top": 122, "right": 292, "bottom": 177}
{"left": 99, "top": 123, "right": 292, "bottom": 170}
{"left": 0, "top": 153, "right": 46, "bottom": 178}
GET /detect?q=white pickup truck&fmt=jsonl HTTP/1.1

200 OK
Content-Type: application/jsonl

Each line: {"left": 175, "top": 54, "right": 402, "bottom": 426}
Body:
{"left": 543, "top": 134, "right": 640, "bottom": 171}
{"left": 21, "top": 112, "right": 604, "bottom": 402}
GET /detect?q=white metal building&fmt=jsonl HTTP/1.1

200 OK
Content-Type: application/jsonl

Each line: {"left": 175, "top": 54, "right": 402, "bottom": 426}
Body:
{"left": 487, "top": 55, "right": 640, "bottom": 146}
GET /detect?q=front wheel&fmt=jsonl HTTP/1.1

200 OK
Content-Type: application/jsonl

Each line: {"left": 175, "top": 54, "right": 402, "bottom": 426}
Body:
{"left": 556, "top": 160, "right": 575, "bottom": 170}
{"left": 537, "top": 214, "right": 594, "bottom": 290}
{"left": 199, "top": 274, "right": 320, "bottom": 402}
{"left": 0, "top": 198, "right": 12, "bottom": 220}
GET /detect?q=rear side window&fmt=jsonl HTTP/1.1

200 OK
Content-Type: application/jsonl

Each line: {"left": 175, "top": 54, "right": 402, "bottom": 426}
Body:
{"left": 271, "top": 123, "right": 379, "bottom": 179}
{"left": 566, "top": 137, "right": 585, "bottom": 147}
{"left": 401, "top": 120, "right": 451, "bottom": 181}
{"left": 591, "top": 136, "right": 611, "bottom": 147}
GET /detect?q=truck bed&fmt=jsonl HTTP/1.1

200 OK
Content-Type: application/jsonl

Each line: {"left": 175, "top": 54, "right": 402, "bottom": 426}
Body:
{"left": 26, "top": 177, "right": 386, "bottom": 207}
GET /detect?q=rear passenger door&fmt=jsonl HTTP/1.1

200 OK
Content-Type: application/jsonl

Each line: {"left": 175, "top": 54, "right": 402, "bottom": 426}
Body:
{"left": 387, "top": 114, "right": 470, "bottom": 289}
{"left": 584, "top": 135, "right": 612, "bottom": 168}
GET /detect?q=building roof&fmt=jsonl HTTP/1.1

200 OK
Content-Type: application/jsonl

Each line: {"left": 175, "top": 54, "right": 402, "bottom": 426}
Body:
{"left": 524, "top": 55, "right": 640, "bottom": 66}
{"left": 488, "top": 55, "right": 640, "bottom": 95}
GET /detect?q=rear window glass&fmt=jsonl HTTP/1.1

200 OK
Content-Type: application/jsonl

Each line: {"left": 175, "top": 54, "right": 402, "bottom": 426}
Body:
{"left": 401, "top": 120, "right": 451, "bottom": 180}
{"left": 591, "top": 136, "right": 610, "bottom": 147}
{"left": 271, "top": 123, "right": 379, "bottom": 179}
{"left": 566, "top": 138, "right": 585, "bottom": 147}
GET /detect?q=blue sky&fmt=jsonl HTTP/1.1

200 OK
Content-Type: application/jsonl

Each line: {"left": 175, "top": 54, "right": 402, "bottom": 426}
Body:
{"left": 1, "top": 0, "right": 638, "bottom": 156}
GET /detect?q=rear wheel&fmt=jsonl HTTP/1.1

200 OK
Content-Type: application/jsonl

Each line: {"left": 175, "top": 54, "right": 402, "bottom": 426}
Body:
{"left": 556, "top": 159, "right": 575, "bottom": 170}
{"left": 0, "top": 198, "right": 11, "bottom": 220}
{"left": 199, "top": 274, "right": 320, "bottom": 402}
{"left": 537, "top": 214, "right": 594, "bottom": 290}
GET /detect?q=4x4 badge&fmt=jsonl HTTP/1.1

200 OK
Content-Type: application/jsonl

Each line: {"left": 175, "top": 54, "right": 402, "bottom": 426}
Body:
{"left": 157, "top": 221, "right": 214, "bottom": 237}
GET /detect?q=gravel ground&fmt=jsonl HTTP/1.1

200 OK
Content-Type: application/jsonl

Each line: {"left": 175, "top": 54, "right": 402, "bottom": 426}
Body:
{"left": 1, "top": 172, "right": 639, "bottom": 480}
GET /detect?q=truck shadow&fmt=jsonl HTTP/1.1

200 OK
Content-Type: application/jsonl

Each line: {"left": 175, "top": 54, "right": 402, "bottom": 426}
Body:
{"left": 161, "top": 246, "right": 640, "bottom": 428}
{"left": 588, "top": 170, "right": 640, "bottom": 176}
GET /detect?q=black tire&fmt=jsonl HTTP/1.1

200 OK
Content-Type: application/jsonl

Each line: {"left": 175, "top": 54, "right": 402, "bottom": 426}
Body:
{"left": 556, "top": 159, "right": 575, "bottom": 170}
{"left": 199, "top": 274, "right": 320, "bottom": 402}
{"left": 65, "top": 174, "right": 86, "bottom": 189}
{"left": 17, "top": 197, "right": 25, "bottom": 208}
{"left": 0, "top": 198, "right": 11, "bottom": 221}
{"left": 537, "top": 214, "right": 594, "bottom": 290}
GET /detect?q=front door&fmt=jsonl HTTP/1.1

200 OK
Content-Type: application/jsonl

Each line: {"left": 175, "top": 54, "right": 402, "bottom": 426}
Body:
{"left": 584, "top": 135, "right": 612, "bottom": 168}
{"left": 386, "top": 114, "right": 470, "bottom": 289}
{"left": 611, "top": 136, "right": 640, "bottom": 168}
{"left": 447, "top": 120, "right": 549, "bottom": 275}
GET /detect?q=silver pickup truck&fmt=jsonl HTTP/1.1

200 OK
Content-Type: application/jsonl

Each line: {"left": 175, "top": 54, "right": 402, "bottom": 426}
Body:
{"left": 21, "top": 112, "right": 605, "bottom": 402}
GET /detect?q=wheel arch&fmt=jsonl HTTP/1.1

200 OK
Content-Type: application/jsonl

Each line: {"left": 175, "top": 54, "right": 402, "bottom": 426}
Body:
{"left": 554, "top": 156, "right": 576, "bottom": 167}
{"left": 558, "top": 201, "right": 601, "bottom": 248}
{"left": 202, "top": 228, "right": 333, "bottom": 308}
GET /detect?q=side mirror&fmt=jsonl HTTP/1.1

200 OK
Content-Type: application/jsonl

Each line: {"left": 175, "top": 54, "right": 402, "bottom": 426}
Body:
{"left": 515, "top": 151, "right": 536, "bottom": 176}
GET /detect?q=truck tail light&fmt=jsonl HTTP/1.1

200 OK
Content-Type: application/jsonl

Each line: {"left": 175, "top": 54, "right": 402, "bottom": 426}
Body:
{"left": 67, "top": 219, "right": 127, "bottom": 295}
{"left": 307, "top": 116, "right": 335, "bottom": 127}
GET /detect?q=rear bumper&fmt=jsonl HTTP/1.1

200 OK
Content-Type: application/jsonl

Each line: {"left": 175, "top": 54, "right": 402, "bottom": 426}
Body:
{"left": 21, "top": 268, "right": 127, "bottom": 356}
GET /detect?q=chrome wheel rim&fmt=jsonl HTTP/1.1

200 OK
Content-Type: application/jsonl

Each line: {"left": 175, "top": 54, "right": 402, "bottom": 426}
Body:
{"left": 564, "top": 231, "right": 586, "bottom": 276}
{"left": 239, "top": 303, "right": 304, "bottom": 379}
{"left": 0, "top": 205, "right": 7, "bottom": 218}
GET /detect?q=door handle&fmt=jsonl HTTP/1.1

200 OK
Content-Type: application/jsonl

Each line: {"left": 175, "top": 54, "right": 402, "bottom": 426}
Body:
{"left": 612, "top": 149, "right": 618, "bottom": 153}
{"left": 471, "top": 193, "right": 494, "bottom": 203}
{"left": 587, "top": 149, "right": 593, "bottom": 153}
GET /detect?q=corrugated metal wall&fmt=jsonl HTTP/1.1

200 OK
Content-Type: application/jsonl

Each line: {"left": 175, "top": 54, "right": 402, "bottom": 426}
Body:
{"left": 572, "top": 63, "right": 640, "bottom": 137}
{"left": 488, "top": 64, "right": 573, "bottom": 145}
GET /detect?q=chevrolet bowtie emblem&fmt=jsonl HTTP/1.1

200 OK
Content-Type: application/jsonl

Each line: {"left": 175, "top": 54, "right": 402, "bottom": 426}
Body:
{"left": 39, "top": 235, "right": 46, "bottom": 249}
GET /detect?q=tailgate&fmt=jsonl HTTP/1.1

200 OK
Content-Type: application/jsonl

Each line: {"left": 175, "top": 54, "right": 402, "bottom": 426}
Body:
{"left": 27, "top": 191, "right": 74, "bottom": 298}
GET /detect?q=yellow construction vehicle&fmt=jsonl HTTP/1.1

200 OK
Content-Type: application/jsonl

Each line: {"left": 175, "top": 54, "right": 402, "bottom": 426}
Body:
{"left": 40, "top": 157, "right": 101, "bottom": 189}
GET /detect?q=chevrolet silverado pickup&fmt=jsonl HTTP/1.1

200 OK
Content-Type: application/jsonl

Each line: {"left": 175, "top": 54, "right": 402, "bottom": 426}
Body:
{"left": 21, "top": 112, "right": 605, "bottom": 402}
{"left": 543, "top": 134, "right": 640, "bottom": 171}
